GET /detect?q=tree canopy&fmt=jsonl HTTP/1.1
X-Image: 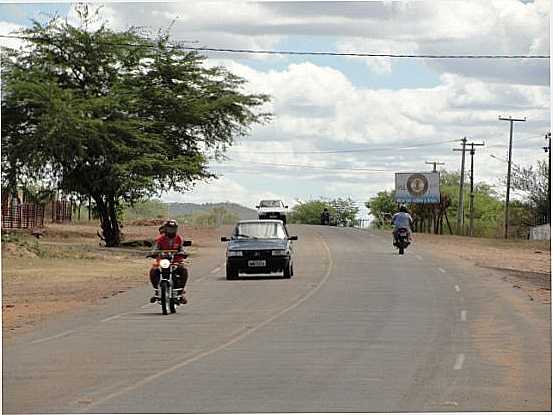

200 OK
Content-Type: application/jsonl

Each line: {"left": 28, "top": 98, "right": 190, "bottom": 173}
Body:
{"left": 1, "top": 6, "right": 271, "bottom": 245}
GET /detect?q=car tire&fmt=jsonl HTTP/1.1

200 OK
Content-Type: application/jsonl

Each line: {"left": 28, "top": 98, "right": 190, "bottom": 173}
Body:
{"left": 226, "top": 264, "right": 239, "bottom": 280}
{"left": 283, "top": 261, "right": 292, "bottom": 279}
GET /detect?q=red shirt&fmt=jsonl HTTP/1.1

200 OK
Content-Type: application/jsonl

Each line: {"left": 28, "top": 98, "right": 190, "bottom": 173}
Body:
{"left": 154, "top": 234, "right": 183, "bottom": 251}
{"left": 153, "top": 234, "right": 186, "bottom": 263}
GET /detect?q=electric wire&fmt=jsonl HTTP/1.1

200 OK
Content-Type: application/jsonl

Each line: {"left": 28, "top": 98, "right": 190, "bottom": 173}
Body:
{"left": 0, "top": 34, "right": 549, "bottom": 59}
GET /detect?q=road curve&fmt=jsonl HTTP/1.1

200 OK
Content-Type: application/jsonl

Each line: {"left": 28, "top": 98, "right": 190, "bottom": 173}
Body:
{"left": 3, "top": 225, "right": 550, "bottom": 413}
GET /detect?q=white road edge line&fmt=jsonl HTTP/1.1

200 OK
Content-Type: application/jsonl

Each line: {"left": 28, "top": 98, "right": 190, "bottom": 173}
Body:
{"left": 84, "top": 232, "right": 335, "bottom": 411}
{"left": 460, "top": 310, "right": 467, "bottom": 321}
{"left": 454, "top": 285, "right": 461, "bottom": 293}
{"left": 101, "top": 314, "right": 122, "bottom": 322}
{"left": 438, "top": 267, "right": 446, "bottom": 273}
{"left": 415, "top": 254, "right": 423, "bottom": 261}
{"left": 210, "top": 266, "right": 222, "bottom": 274}
{"left": 454, "top": 353, "right": 465, "bottom": 370}
{"left": 30, "top": 330, "right": 75, "bottom": 345}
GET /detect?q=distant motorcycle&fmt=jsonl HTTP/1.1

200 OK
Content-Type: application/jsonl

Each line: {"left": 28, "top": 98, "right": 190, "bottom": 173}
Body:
{"left": 148, "top": 243, "right": 191, "bottom": 315}
{"left": 394, "top": 228, "right": 410, "bottom": 255}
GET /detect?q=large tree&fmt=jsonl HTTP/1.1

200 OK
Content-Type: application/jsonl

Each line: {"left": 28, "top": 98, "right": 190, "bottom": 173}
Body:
{"left": 2, "top": 6, "right": 270, "bottom": 246}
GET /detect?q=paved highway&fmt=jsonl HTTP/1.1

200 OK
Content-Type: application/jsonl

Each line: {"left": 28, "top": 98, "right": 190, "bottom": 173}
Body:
{"left": 3, "top": 226, "right": 551, "bottom": 412}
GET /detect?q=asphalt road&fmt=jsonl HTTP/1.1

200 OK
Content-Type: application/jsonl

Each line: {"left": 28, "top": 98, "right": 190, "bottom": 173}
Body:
{"left": 3, "top": 225, "right": 551, "bottom": 413}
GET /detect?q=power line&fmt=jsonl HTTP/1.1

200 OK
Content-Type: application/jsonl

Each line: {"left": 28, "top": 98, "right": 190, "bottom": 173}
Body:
{"left": 0, "top": 34, "right": 549, "bottom": 59}
{"left": 229, "top": 139, "right": 459, "bottom": 154}
{"left": 218, "top": 160, "right": 393, "bottom": 173}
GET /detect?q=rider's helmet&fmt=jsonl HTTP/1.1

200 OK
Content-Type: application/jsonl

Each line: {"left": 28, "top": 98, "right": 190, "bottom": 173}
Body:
{"left": 323, "top": 208, "right": 328, "bottom": 212}
{"left": 399, "top": 204, "right": 408, "bottom": 213}
{"left": 163, "top": 219, "right": 179, "bottom": 238}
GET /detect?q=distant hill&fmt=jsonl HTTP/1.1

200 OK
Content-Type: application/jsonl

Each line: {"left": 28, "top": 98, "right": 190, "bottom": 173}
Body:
{"left": 167, "top": 202, "right": 257, "bottom": 220}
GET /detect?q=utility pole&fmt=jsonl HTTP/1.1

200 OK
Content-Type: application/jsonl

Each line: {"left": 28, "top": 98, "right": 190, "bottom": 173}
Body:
{"left": 425, "top": 161, "right": 445, "bottom": 173}
{"left": 499, "top": 115, "right": 526, "bottom": 239}
{"left": 453, "top": 137, "right": 467, "bottom": 234}
{"left": 467, "top": 142, "right": 485, "bottom": 237}
{"left": 544, "top": 131, "right": 551, "bottom": 224}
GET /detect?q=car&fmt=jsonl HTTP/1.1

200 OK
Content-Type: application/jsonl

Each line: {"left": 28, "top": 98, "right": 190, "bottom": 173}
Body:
{"left": 256, "top": 199, "right": 288, "bottom": 224}
{"left": 221, "top": 220, "right": 298, "bottom": 280}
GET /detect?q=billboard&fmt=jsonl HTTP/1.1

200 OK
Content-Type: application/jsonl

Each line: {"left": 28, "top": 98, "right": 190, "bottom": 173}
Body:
{"left": 395, "top": 172, "right": 440, "bottom": 204}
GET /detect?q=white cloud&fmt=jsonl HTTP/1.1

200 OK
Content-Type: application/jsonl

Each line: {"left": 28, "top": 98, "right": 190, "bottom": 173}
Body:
{"left": 0, "top": 21, "right": 26, "bottom": 49}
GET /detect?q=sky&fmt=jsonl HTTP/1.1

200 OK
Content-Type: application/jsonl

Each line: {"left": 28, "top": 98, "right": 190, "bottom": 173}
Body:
{"left": 0, "top": 1, "right": 551, "bottom": 217}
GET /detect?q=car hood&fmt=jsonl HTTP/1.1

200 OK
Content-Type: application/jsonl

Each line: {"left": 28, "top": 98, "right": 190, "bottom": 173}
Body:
{"left": 227, "top": 239, "right": 288, "bottom": 251}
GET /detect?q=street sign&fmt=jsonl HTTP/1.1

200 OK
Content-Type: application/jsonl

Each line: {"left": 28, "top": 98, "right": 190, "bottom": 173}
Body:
{"left": 395, "top": 172, "right": 440, "bottom": 204}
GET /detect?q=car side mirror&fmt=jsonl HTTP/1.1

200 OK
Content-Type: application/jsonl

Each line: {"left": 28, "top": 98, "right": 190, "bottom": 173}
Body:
{"left": 182, "top": 240, "right": 192, "bottom": 247}
{"left": 221, "top": 236, "right": 230, "bottom": 242}
{"left": 288, "top": 235, "right": 298, "bottom": 241}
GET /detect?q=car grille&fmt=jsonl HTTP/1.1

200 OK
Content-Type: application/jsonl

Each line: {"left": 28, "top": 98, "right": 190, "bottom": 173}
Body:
{"left": 242, "top": 250, "right": 272, "bottom": 260}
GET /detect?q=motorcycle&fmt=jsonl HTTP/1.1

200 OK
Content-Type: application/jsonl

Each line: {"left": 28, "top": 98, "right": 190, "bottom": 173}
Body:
{"left": 148, "top": 242, "right": 191, "bottom": 315}
{"left": 394, "top": 228, "right": 410, "bottom": 255}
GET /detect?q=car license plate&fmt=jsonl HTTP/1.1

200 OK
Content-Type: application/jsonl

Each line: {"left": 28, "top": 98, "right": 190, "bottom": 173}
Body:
{"left": 248, "top": 260, "right": 266, "bottom": 267}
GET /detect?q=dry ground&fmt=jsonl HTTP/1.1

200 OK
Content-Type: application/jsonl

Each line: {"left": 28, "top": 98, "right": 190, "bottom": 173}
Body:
{"left": 1, "top": 222, "right": 224, "bottom": 337}
{"left": 411, "top": 232, "right": 551, "bottom": 303}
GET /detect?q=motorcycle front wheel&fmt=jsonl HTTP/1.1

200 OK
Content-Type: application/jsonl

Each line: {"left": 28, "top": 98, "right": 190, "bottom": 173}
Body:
{"left": 160, "top": 280, "right": 168, "bottom": 315}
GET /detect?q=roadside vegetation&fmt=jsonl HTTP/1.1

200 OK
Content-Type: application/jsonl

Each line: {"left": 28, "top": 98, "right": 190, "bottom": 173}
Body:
{"left": 288, "top": 198, "right": 359, "bottom": 226}
{"left": 366, "top": 169, "right": 548, "bottom": 239}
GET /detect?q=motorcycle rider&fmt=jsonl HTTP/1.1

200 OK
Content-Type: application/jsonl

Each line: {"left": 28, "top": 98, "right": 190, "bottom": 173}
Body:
{"left": 149, "top": 219, "right": 188, "bottom": 304}
{"left": 391, "top": 205, "right": 414, "bottom": 245}
{"left": 320, "top": 208, "right": 330, "bottom": 225}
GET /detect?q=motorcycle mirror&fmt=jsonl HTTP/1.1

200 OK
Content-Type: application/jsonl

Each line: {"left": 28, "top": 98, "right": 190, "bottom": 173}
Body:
{"left": 288, "top": 235, "right": 298, "bottom": 241}
{"left": 285, "top": 206, "right": 289, "bottom": 209}
{"left": 182, "top": 240, "right": 192, "bottom": 247}
{"left": 221, "top": 236, "right": 230, "bottom": 242}
{"left": 255, "top": 205, "right": 260, "bottom": 209}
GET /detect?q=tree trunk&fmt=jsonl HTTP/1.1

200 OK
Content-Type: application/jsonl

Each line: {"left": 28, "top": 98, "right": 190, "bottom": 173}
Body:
{"left": 95, "top": 195, "right": 121, "bottom": 247}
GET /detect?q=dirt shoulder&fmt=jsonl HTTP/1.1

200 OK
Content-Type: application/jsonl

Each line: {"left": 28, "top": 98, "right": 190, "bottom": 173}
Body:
{"left": 2, "top": 223, "right": 224, "bottom": 338}
{"left": 411, "top": 232, "right": 551, "bottom": 304}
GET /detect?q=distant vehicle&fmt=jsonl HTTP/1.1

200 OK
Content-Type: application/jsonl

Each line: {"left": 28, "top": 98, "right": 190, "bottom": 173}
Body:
{"left": 221, "top": 220, "right": 298, "bottom": 280}
{"left": 256, "top": 199, "right": 288, "bottom": 224}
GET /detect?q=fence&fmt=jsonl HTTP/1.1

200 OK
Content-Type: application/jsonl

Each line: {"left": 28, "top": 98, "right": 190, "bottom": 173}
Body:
{"left": 50, "top": 200, "right": 72, "bottom": 223}
{"left": 1, "top": 200, "right": 45, "bottom": 229}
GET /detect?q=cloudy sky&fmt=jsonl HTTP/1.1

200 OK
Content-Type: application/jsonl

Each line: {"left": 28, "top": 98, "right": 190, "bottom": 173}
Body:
{"left": 1, "top": 1, "right": 550, "bottom": 216}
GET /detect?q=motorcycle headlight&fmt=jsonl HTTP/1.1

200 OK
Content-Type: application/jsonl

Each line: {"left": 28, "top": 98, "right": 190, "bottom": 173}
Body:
{"left": 272, "top": 250, "right": 287, "bottom": 256}
{"left": 159, "top": 259, "right": 171, "bottom": 269}
{"left": 227, "top": 250, "right": 243, "bottom": 257}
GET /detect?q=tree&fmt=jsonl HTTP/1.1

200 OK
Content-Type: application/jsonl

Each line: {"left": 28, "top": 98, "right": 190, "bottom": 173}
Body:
{"left": 365, "top": 191, "right": 396, "bottom": 228}
{"left": 509, "top": 160, "right": 549, "bottom": 224}
{"left": 330, "top": 197, "right": 359, "bottom": 226}
{"left": 289, "top": 200, "right": 334, "bottom": 224}
{"left": 1, "top": 6, "right": 270, "bottom": 246}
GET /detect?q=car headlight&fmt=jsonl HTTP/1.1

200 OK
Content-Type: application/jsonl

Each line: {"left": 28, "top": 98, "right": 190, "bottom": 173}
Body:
{"left": 272, "top": 250, "right": 287, "bottom": 256}
{"left": 159, "top": 259, "right": 171, "bottom": 269}
{"left": 227, "top": 250, "right": 243, "bottom": 257}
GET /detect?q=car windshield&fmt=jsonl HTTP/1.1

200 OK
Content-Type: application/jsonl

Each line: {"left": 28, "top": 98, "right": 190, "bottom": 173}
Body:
{"left": 259, "top": 200, "right": 281, "bottom": 208}
{"left": 234, "top": 222, "right": 287, "bottom": 239}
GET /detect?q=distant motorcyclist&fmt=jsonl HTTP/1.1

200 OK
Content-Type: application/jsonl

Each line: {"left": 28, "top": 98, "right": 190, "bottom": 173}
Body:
{"left": 391, "top": 205, "right": 414, "bottom": 245}
{"left": 149, "top": 220, "right": 188, "bottom": 304}
{"left": 320, "top": 208, "right": 331, "bottom": 225}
